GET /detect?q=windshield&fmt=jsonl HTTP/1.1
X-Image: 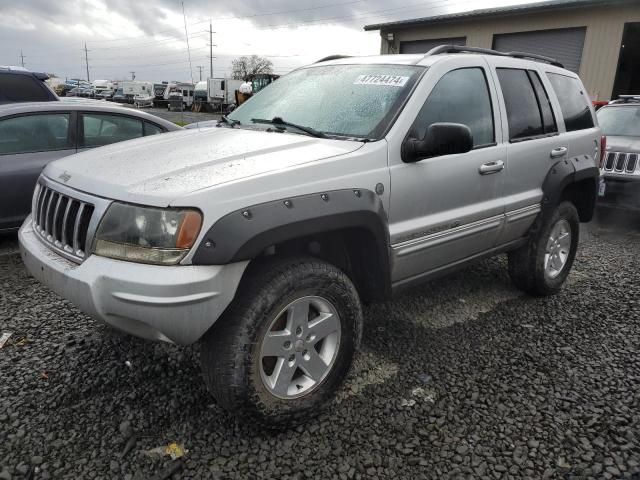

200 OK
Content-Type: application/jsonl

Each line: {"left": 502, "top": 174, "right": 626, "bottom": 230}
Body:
{"left": 228, "top": 64, "right": 424, "bottom": 140}
{"left": 597, "top": 106, "right": 640, "bottom": 136}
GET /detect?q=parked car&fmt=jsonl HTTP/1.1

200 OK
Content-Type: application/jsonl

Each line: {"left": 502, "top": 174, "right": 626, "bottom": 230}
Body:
{"left": 0, "top": 68, "right": 58, "bottom": 104}
{"left": 0, "top": 101, "right": 180, "bottom": 232}
{"left": 19, "top": 47, "right": 601, "bottom": 426}
{"left": 597, "top": 97, "right": 640, "bottom": 208}
{"left": 111, "top": 87, "right": 128, "bottom": 103}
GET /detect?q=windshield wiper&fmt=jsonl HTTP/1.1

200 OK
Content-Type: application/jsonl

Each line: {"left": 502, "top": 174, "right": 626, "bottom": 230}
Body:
{"left": 251, "top": 117, "right": 327, "bottom": 138}
{"left": 218, "top": 115, "right": 240, "bottom": 127}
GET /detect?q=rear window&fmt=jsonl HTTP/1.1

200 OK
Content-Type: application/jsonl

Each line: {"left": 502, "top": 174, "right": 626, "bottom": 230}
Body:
{"left": 0, "top": 73, "right": 53, "bottom": 103}
{"left": 546, "top": 73, "right": 594, "bottom": 132}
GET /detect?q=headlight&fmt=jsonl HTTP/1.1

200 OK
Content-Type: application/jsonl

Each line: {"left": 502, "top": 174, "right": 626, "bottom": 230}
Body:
{"left": 93, "top": 203, "right": 202, "bottom": 265}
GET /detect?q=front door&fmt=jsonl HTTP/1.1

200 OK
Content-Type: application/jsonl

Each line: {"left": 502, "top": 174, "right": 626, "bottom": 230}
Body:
{"left": 388, "top": 59, "right": 506, "bottom": 286}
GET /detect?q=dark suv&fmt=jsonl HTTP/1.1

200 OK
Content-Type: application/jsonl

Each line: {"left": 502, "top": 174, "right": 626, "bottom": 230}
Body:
{"left": 0, "top": 69, "right": 59, "bottom": 104}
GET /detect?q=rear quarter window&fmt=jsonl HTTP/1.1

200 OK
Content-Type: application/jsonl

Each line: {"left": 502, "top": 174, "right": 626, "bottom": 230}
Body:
{"left": 546, "top": 73, "right": 594, "bottom": 132}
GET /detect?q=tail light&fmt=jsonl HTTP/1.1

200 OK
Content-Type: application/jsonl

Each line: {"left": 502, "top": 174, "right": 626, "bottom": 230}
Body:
{"left": 599, "top": 135, "right": 607, "bottom": 168}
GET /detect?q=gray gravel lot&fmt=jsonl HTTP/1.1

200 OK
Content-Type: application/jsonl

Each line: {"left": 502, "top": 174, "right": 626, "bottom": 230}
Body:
{"left": 1, "top": 208, "right": 639, "bottom": 479}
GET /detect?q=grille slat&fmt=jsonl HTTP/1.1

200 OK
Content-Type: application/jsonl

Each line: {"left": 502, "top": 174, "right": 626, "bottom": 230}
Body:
{"left": 626, "top": 154, "right": 638, "bottom": 173}
{"left": 605, "top": 152, "right": 616, "bottom": 170}
{"left": 32, "top": 183, "right": 94, "bottom": 261}
{"left": 72, "top": 203, "right": 85, "bottom": 254}
{"left": 615, "top": 153, "right": 627, "bottom": 171}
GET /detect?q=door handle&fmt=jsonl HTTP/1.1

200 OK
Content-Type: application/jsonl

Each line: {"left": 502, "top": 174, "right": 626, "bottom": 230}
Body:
{"left": 479, "top": 160, "right": 505, "bottom": 175}
{"left": 550, "top": 147, "right": 568, "bottom": 158}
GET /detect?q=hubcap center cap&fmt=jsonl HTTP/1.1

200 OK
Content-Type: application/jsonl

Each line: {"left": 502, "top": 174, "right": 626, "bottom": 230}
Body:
{"left": 294, "top": 339, "right": 305, "bottom": 352}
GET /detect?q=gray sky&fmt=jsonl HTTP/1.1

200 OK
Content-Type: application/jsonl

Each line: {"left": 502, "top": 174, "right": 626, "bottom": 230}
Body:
{"left": 0, "top": 0, "right": 536, "bottom": 83}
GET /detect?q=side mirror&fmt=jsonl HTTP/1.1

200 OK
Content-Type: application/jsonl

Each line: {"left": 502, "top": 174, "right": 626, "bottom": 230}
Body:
{"left": 402, "top": 122, "right": 473, "bottom": 163}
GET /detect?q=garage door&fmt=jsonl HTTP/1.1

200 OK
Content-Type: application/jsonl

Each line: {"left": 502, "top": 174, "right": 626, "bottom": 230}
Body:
{"left": 493, "top": 27, "right": 586, "bottom": 73}
{"left": 400, "top": 37, "right": 466, "bottom": 54}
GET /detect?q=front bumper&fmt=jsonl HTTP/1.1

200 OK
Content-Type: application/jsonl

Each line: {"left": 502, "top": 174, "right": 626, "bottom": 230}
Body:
{"left": 600, "top": 176, "right": 640, "bottom": 208}
{"left": 19, "top": 217, "right": 248, "bottom": 345}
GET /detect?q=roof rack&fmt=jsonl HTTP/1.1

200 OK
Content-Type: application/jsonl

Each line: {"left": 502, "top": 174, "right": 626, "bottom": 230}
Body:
{"left": 315, "top": 55, "right": 352, "bottom": 63}
{"left": 610, "top": 95, "right": 640, "bottom": 104}
{"left": 423, "top": 45, "right": 564, "bottom": 68}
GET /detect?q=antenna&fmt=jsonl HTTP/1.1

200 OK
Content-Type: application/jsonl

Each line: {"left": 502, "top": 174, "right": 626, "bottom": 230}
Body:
{"left": 130, "top": 71, "right": 135, "bottom": 80}
{"left": 19, "top": 50, "right": 26, "bottom": 68}
{"left": 197, "top": 65, "right": 204, "bottom": 81}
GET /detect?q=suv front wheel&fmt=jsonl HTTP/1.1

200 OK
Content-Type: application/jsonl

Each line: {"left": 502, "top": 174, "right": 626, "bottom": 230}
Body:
{"left": 508, "top": 201, "right": 580, "bottom": 296}
{"left": 200, "top": 256, "right": 362, "bottom": 426}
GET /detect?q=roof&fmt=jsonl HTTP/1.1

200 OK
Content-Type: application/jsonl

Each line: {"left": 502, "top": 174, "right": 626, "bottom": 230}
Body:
{"left": 364, "top": 0, "right": 635, "bottom": 31}
{"left": 0, "top": 101, "right": 181, "bottom": 129}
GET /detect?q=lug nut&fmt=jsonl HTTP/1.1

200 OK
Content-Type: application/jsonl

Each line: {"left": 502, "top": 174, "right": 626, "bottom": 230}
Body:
{"left": 284, "top": 341, "right": 291, "bottom": 349}
{"left": 296, "top": 327, "right": 302, "bottom": 336}
{"left": 288, "top": 354, "right": 295, "bottom": 362}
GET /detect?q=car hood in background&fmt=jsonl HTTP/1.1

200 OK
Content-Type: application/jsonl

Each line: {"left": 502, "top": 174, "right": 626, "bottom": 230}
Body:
{"left": 605, "top": 135, "right": 640, "bottom": 154}
{"left": 43, "top": 128, "right": 364, "bottom": 206}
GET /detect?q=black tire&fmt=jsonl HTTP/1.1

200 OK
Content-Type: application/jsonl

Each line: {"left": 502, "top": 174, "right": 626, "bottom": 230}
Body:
{"left": 201, "top": 256, "right": 362, "bottom": 427}
{"left": 508, "top": 201, "right": 580, "bottom": 296}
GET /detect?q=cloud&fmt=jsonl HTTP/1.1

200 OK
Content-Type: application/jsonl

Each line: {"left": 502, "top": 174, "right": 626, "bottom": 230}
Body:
{"left": 0, "top": 0, "right": 539, "bottom": 81}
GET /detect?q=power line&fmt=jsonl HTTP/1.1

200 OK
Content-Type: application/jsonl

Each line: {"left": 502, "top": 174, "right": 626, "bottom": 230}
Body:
{"left": 182, "top": 1, "right": 194, "bottom": 84}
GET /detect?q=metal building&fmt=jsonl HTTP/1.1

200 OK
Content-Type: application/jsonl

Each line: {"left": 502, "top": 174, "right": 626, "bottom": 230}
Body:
{"left": 364, "top": 0, "right": 640, "bottom": 101}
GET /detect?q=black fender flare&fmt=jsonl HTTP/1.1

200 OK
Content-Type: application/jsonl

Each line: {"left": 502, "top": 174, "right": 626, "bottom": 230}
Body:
{"left": 192, "top": 189, "right": 391, "bottom": 275}
{"left": 541, "top": 155, "right": 599, "bottom": 218}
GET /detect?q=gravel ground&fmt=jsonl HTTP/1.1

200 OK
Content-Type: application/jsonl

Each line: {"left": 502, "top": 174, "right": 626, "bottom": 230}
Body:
{"left": 1, "top": 207, "right": 639, "bottom": 480}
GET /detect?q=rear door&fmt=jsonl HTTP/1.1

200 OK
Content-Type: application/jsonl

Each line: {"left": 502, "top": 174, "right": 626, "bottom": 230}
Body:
{"left": 0, "top": 111, "right": 76, "bottom": 229}
{"left": 488, "top": 57, "right": 566, "bottom": 243}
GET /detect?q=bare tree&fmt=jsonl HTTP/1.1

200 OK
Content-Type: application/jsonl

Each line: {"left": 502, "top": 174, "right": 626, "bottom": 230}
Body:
{"left": 231, "top": 55, "right": 274, "bottom": 80}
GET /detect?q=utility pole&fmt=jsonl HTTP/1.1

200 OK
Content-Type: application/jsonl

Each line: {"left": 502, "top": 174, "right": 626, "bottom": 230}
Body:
{"left": 130, "top": 71, "right": 135, "bottom": 80}
{"left": 197, "top": 66, "right": 204, "bottom": 81}
{"left": 84, "top": 43, "right": 90, "bottom": 82}
{"left": 209, "top": 21, "right": 213, "bottom": 78}
{"left": 19, "top": 50, "right": 26, "bottom": 68}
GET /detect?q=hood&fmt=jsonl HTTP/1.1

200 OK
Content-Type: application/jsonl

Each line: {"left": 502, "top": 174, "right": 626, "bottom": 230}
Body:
{"left": 605, "top": 135, "right": 640, "bottom": 154}
{"left": 44, "top": 127, "right": 363, "bottom": 206}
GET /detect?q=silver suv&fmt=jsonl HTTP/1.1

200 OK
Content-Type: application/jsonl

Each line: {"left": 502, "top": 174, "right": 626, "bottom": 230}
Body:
{"left": 19, "top": 46, "right": 602, "bottom": 426}
{"left": 597, "top": 97, "right": 640, "bottom": 208}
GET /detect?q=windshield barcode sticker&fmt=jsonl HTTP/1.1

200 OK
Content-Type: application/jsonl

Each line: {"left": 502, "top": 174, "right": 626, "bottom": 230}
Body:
{"left": 354, "top": 75, "right": 409, "bottom": 87}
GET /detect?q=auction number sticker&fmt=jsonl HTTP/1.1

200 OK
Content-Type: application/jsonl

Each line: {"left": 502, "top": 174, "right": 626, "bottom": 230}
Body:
{"left": 354, "top": 75, "right": 409, "bottom": 87}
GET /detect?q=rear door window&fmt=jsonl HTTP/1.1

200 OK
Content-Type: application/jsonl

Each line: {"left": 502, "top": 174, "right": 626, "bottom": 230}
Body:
{"left": 0, "top": 113, "right": 71, "bottom": 154}
{"left": 496, "top": 68, "right": 545, "bottom": 141}
{"left": 528, "top": 71, "right": 558, "bottom": 134}
{"left": 546, "top": 73, "right": 594, "bottom": 131}
{"left": 81, "top": 113, "right": 143, "bottom": 147}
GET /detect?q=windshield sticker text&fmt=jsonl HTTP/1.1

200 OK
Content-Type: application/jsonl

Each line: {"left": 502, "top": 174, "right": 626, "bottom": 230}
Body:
{"left": 353, "top": 75, "right": 409, "bottom": 87}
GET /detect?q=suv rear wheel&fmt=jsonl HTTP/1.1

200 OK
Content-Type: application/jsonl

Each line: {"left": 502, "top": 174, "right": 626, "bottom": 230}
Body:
{"left": 200, "top": 256, "right": 362, "bottom": 426}
{"left": 508, "top": 201, "right": 580, "bottom": 296}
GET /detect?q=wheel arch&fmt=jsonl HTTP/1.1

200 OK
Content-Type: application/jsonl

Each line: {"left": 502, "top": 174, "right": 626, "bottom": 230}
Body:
{"left": 192, "top": 189, "right": 392, "bottom": 301}
{"left": 541, "top": 156, "right": 599, "bottom": 222}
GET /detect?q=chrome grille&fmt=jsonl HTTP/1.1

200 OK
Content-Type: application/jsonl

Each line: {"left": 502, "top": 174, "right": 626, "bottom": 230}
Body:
{"left": 603, "top": 151, "right": 640, "bottom": 176}
{"left": 32, "top": 182, "right": 95, "bottom": 261}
